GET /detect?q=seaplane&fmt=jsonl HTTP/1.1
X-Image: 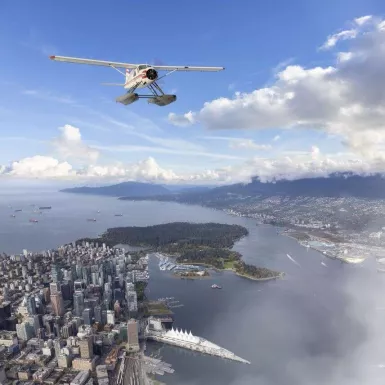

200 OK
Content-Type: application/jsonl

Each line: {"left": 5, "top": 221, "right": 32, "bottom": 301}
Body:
{"left": 49, "top": 55, "right": 225, "bottom": 106}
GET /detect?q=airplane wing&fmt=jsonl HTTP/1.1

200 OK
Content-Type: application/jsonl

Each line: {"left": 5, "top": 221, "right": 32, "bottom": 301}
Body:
{"left": 152, "top": 64, "right": 225, "bottom": 72}
{"left": 50, "top": 56, "right": 224, "bottom": 72}
{"left": 49, "top": 55, "right": 138, "bottom": 69}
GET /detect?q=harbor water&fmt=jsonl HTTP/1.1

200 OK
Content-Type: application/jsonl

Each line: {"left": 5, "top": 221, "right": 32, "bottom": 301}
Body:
{"left": 1, "top": 190, "right": 385, "bottom": 384}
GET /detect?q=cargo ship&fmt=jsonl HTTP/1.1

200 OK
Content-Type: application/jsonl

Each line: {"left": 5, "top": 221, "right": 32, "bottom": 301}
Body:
{"left": 39, "top": 206, "right": 51, "bottom": 210}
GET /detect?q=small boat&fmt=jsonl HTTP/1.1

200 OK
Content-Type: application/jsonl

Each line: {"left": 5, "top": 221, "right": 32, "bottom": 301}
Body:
{"left": 14, "top": 209, "right": 22, "bottom": 212}
{"left": 87, "top": 218, "right": 97, "bottom": 222}
{"left": 211, "top": 284, "right": 222, "bottom": 289}
{"left": 29, "top": 219, "right": 38, "bottom": 223}
{"left": 10, "top": 214, "right": 16, "bottom": 218}
{"left": 114, "top": 214, "right": 123, "bottom": 217}
{"left": 39, "top": 206, "right": 51, "bottom": 210}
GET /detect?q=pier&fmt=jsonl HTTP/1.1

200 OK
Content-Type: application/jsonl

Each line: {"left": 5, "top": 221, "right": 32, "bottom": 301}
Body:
{"left": 146, "top": 326, "right": 250, "bottom": 365}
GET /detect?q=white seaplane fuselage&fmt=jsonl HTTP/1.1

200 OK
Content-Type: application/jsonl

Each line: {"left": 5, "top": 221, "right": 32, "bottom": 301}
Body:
{"left": 124, "top": 65, "right": 157, "bottom": 90}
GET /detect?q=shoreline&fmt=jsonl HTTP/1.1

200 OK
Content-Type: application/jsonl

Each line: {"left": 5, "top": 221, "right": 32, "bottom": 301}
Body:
{"left": 177, "top": 262, "right": 283, "bottom": 282}
{"left": 281, "top": 231, "right": 367, "bottom": 265}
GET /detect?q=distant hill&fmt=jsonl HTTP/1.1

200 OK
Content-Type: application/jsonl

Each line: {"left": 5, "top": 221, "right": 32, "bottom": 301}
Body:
{"left": 161, "top": 184, "right": 213, "bottom": 193}
{"left": 119, "top": 173, "right": 385, "bottom": 202}
{"left": 60, "top": 181, "right": 171, "bottom": 197}
{"left": 209, "top": 173, "right": 385, "bottom": 199}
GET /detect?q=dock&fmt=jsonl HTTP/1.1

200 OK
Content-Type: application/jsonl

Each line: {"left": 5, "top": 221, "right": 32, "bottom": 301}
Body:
{"left": 146, "top": 328, "right": 250, "bottom": 365}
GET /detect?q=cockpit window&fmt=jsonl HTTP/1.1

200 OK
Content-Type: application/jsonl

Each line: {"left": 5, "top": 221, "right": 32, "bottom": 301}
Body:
{"left": 138, "top": 65, "right": 148, "bottom": 70}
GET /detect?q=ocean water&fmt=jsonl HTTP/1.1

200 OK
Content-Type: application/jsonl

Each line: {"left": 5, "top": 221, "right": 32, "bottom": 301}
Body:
{"left": 0, "top": 190, "right": 384, "bottom": 385}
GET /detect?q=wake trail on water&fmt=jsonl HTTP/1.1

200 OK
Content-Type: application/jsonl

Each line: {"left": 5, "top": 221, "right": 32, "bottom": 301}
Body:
{"left": 321, "top": 261, "right": 328, "bottom": 268}
{"left": 286, "top": 253, "right": 301, "bottom": 267}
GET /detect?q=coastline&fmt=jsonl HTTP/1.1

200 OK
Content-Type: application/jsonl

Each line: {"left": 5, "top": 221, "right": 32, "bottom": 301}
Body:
{"left": 281, "top": 231, "right": 366, "bottom": 264}
{"left": 177, "top": 262, "right": 283, "bottom": 282}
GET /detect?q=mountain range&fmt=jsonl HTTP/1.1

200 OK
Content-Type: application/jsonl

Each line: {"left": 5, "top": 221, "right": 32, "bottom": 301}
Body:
{"left": 60, "top": 181, "right": 170, "bottom": 197}
{"left": 60, "top": 173, "right": 385, "bottom": 200}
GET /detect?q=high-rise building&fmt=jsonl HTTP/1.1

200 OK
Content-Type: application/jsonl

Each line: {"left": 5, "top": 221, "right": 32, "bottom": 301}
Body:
{"left": 61, "top": 324, "right": 72, "bottom": 339}
{"left": 60, "top": 282, "right": 71, "bottom": 301}
{"left": 94, "top": 306, "right": 102, "bottom": 324}
{"left": 82, "top": 309, "right": 92, "bottom": 326}
{"left": 79, "top": 336, "right": 94, "bottom": 359}
{"left": 73, "top": 291, "right": 85, "bottom": 317}
{"left": 26, "top": 295, "right": 37, "bottom": 315}
{"left": 126, "top": 319, "right": 139, "bottom": 352}
{"left": 114, "top": 301, "right": 121, "bottom": 318}
{"left": 51, "top": 264, "right": 63, "bottom": 283}
{"left": 127, "top": 291, "right": 138, "bottom": 314}
{"left": 27, "top": 315, "right": 40, "bottom": 335}
{"left": 53, "top": 338, "right": 62, "bottom": 358}
{"left": 50, "top": 282, "right": 60, "bottom": 295}
{"left": 106, "top": 310, "right": 115, "bottom": 325}
{"left": 101, "top": 310, "right": 107, "bottom": 325}
{"left": 16, "top": 322, "right": 35, "bottom": 341}
{"left": 51, "top": 293, "right": 64, "bottom": 317}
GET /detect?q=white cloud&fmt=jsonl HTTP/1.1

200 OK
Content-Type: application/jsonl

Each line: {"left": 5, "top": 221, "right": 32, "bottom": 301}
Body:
{"left": 2, "top": 151, "right": 385, "bottom": 185}
{"left": 229, "top": 139, "right": 272, "bottom": 151}
{"left": 3, "top": 156, "right": 75, "bottom": 178}
{"left": 168, "top": 111, "right": 196, "bottom": 127}
{"left": 168, "top": 15, "right": 385, "bottom": 161}
{"left": 311, "top": 145, "right": 320, "bottom": 159}
{"left": 355, "top": 15, "right": 372, "bottom": 26}
{"left": 273, "top": 135, "right": 281, "bottom": 142}
{"left": 52, "top": 124, "right": 100, "bottom": 163}
{"left": 321, "top": 29, "right": 358, "bottom": 50}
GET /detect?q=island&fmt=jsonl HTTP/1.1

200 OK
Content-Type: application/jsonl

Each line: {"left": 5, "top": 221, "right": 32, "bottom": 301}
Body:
{"left": 77, "top": 222, "right": 283, "bottom": 281}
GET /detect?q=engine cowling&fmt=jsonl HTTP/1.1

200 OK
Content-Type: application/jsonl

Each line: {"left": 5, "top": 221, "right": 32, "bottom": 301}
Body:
{"left": 146, "top": 68, "right": 158, "bottom": 80}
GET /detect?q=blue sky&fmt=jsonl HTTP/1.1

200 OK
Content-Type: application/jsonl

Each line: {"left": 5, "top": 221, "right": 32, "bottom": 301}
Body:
{"left": 0, "top": 1, "right": 384, "bottom": 184}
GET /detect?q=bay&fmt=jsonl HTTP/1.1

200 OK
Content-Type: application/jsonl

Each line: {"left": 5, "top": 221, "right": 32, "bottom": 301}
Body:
{"left": 0, "top": 190, "right": 384, "bottom": 384}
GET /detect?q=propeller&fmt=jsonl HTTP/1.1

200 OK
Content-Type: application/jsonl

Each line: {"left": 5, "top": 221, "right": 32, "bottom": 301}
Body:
{"left": 150, "top": 57, "right": 166, "bottom": 85}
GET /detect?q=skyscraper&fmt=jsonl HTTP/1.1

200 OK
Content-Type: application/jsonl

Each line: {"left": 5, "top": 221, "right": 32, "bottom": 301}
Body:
{"left": 73, "top": 291, "right": 84, "bottom": 317}
{"left": 106, "top": 310, "right": 115, "bottom": 325}
{"left": 51, "top": 293, "right": 64, "bottom": 317}
{"left": 126, "top": 319, "right": 139, "bottom": 352}
{"left": 82, "top": 309, "right": 92, "bottom": 326}
{"left": 51, "top": 264, "right": 63, "bottom": 283}
{"left": 79, "top": 336, "right": 94, "bottom": 359}
{"left": 26, "top": 295, "right": 37, "bottom": 315}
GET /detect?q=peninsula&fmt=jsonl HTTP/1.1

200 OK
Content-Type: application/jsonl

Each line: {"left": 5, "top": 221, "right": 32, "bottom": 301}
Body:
{"left": 77, "top": 222, "right": 283, "bottom": 281}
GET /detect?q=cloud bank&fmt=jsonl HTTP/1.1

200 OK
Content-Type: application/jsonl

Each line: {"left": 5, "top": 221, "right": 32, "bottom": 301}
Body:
{"left": 168, "top": 15, "right": 385, "bottom": 159}
{"left": 1, "top": 149, "right": 385, "bottom": 184}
